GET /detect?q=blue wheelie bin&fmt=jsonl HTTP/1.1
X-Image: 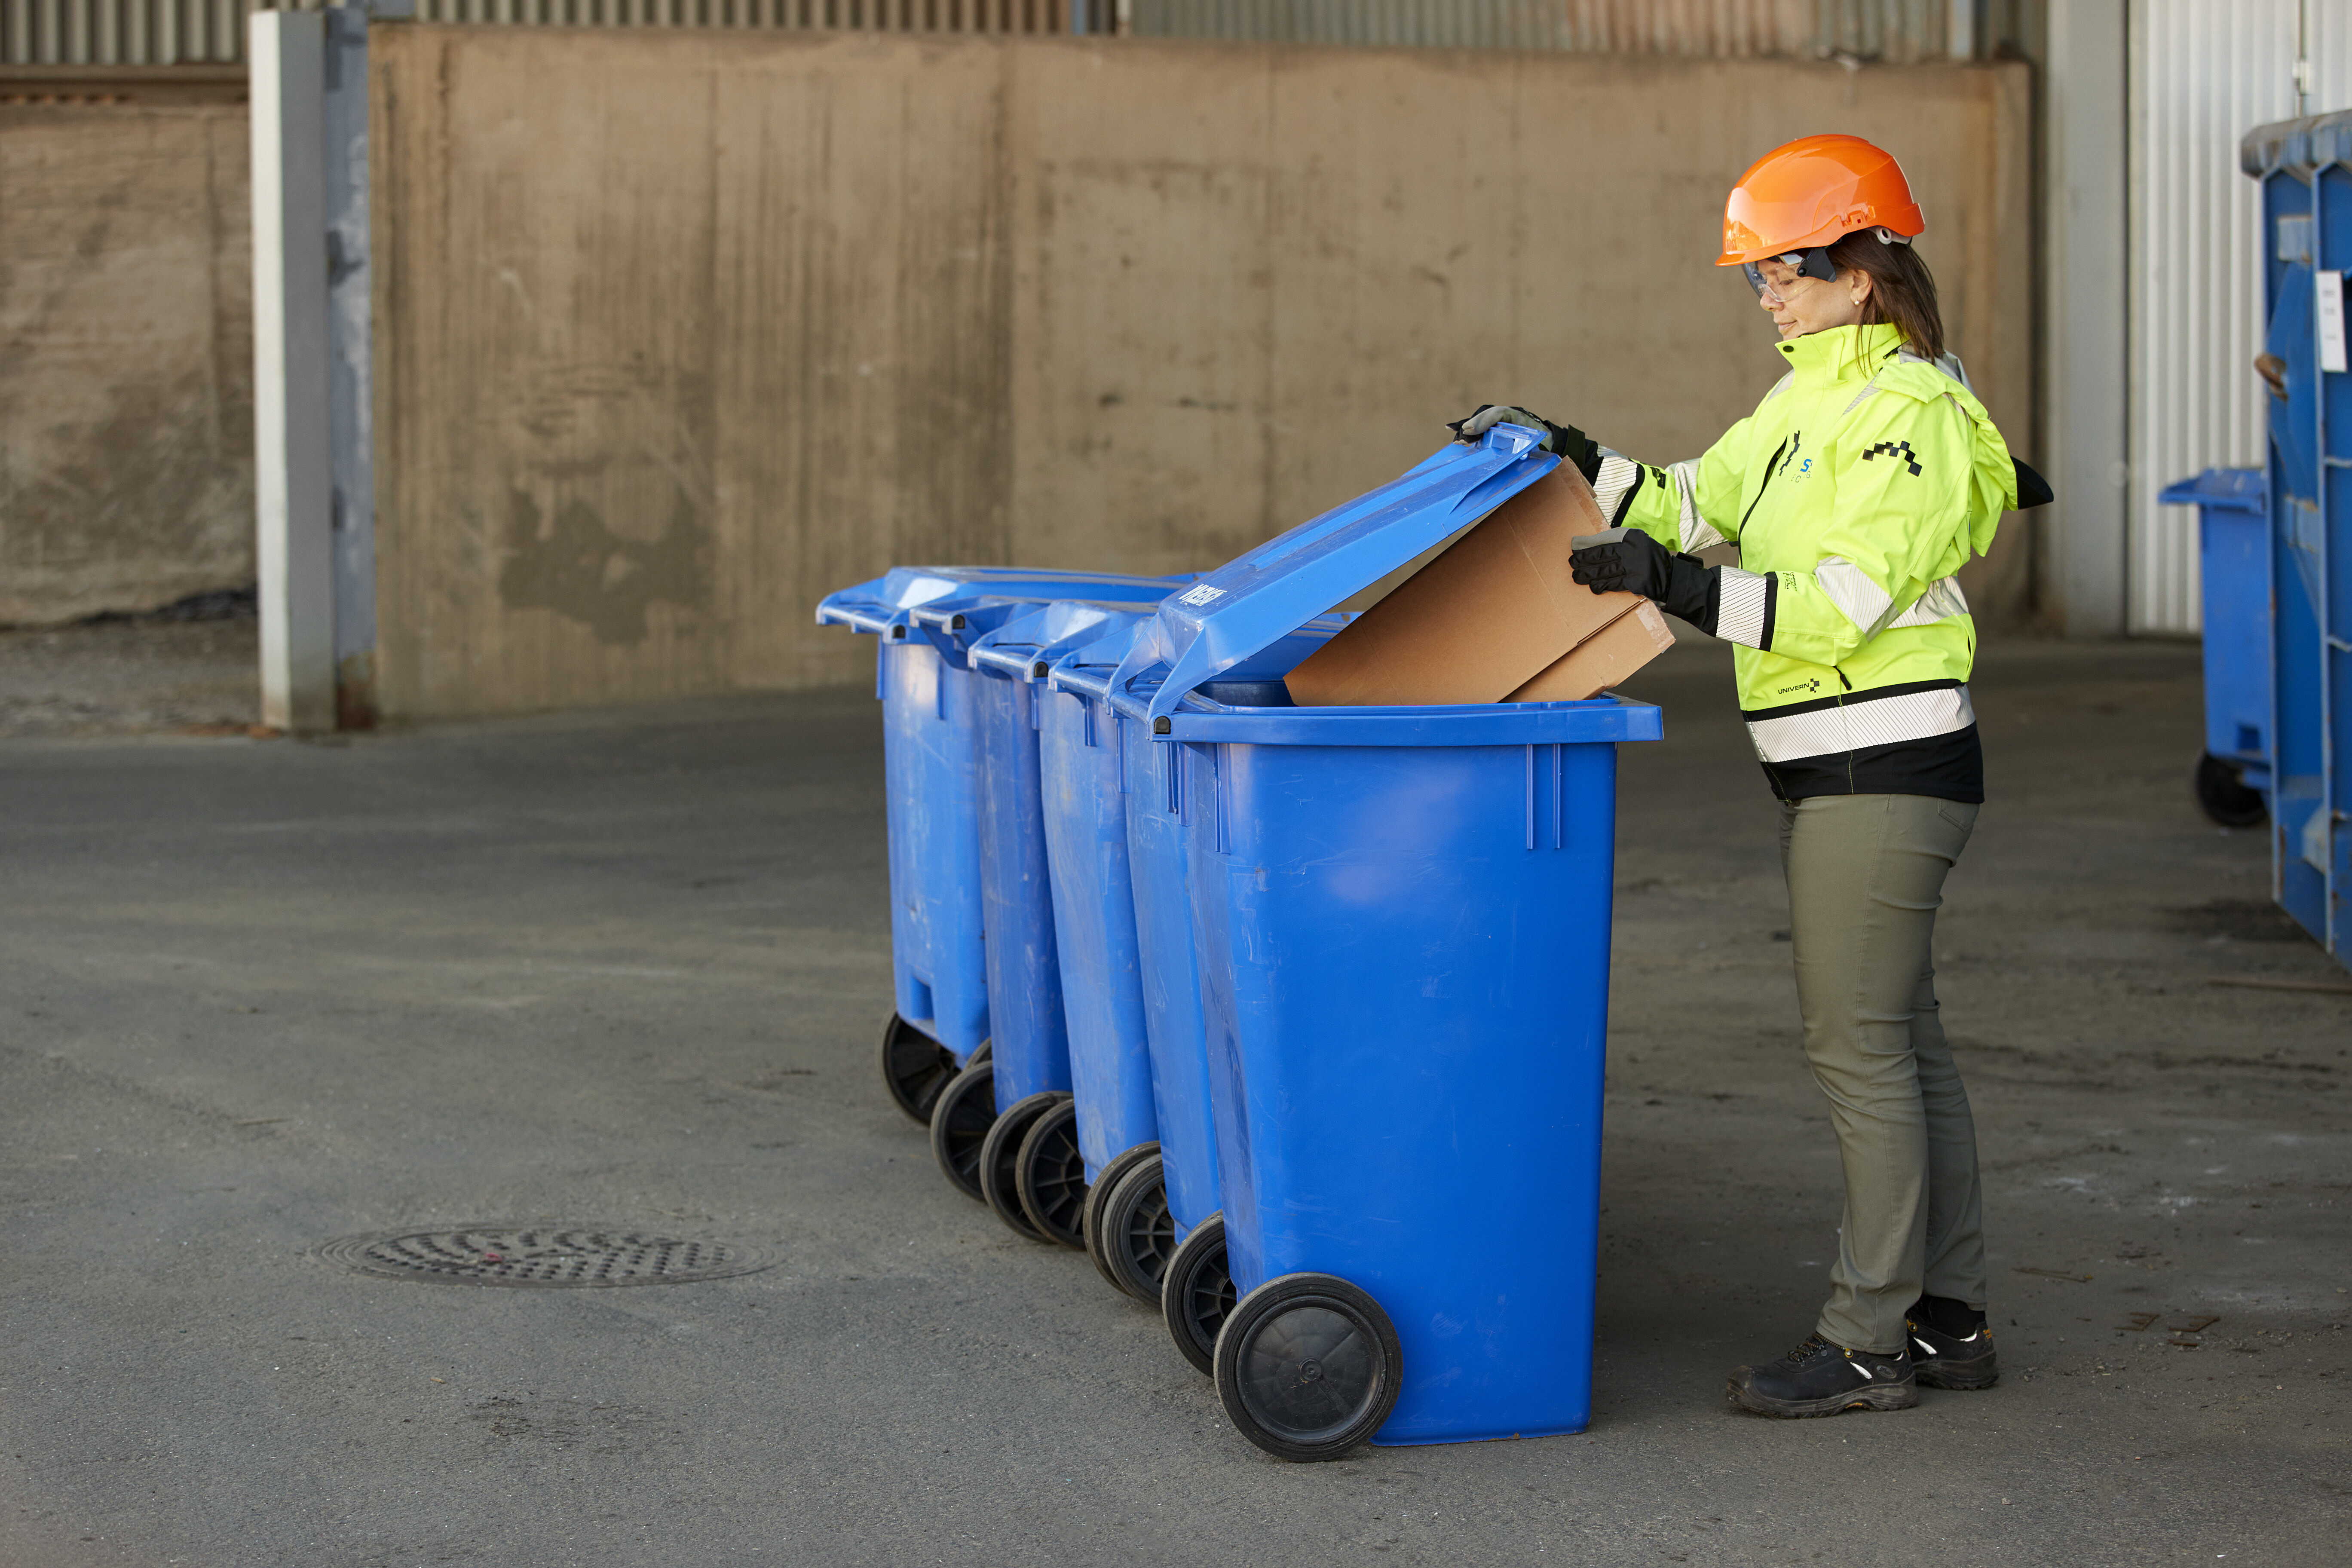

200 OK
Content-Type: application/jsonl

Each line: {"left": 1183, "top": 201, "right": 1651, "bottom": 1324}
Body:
{"left": 1044, "top": 612, "right": 1351, "bottom": 1348}
{"left": 812, "top": 568, "right": 1184, "bottom": 1181}
{"left": 2158, "top": 468, "right": 2272, "bottom": 827}
{"left": 1122, "top": 423, "right": 1664, "bottom": 1460}
{"left": 949, "top": 599, "right": 1163, "bottom": 1244}
{"left": 1026, "top": 612, "right": 1161, "bottom": 1283}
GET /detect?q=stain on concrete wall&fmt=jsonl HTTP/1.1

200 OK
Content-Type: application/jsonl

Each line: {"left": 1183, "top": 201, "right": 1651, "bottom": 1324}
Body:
{"left": 0, "top": 103, "right": 254, "bottom": 627}
{"left": 496, "top": 362, "right": 715, "bottom": 645}
{"left": 373, "top": 28, "right": 2034, "bottom": 720}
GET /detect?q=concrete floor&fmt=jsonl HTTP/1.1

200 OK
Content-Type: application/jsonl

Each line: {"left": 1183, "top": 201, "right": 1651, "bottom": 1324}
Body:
{"left": 2, "top": 638, "right": 2346, "bottom": 1567}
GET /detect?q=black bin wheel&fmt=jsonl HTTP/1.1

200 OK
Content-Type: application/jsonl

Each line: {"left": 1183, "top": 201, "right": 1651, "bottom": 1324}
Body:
{"left": 2194, "top": 751, "right": 2267, "bottom": 828}
{"left": 880, "top": 1012, "right": 959, "bottom": 1124}
{"left": 1214, "top": 1272, "right": 1402, "bottom": 1463}
{"left": 1161, "top": 1211, "right": 1237, "bottom": 1377}
{"left": 1096, "top": 1154, "right": 1176, "bottom": 1305}
{"left": 1015, "top": 1097, "right": 1089, "bottom": 1251}
{"left": 926, "top": 1060, "right": 997, "bottom": 1203}
{"left": 1081, "top": 1142, "right": 1163, "bottom": 1294}
{"left": 979, "top": 1092, "right": 1063, "bottom": 1243}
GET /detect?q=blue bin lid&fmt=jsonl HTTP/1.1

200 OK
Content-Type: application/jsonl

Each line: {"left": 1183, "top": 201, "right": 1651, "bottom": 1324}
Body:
{"left": 813, "top": 567, "right": 1185, "bottom": 637}
{"left": 1122, "top": 424, "right": 1561, "bottom": 725}
{"left": 968, "top": 601, "right": 1152, "bottom": 682}
{"left": 1053, "top": 613, "right": 1354, "bottom": 710}
{"left": 2156, "top": 468, "right": 2266, "bottom": 514}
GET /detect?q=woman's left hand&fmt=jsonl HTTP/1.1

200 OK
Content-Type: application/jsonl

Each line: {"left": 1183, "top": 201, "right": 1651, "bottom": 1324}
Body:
{"left": 1571, "top": 529, "right": 1716, "bottom": 628}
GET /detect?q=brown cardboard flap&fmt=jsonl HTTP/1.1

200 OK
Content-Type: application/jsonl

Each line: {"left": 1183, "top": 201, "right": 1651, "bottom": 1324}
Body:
{"left": 1505, "top": 600, "right": 1677, "bottom": 702}
{"left": 1282, "top": 464, "right": 1645, "bottom": 707}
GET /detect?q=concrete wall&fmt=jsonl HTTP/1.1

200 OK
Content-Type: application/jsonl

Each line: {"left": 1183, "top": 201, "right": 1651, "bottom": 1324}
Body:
{"left": 371, "top": 27, "right": 2035, "bottom": 720}
{"left": 0, "top": 98, "right": 254, "bottom": 627}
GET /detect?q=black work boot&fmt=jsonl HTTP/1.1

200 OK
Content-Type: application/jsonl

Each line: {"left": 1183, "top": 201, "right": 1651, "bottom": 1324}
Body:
{"left": 1726, "top": 1333, "right": 1917, "bottom": 1418}
{"left": 1906, "top": 1297, "right": 1999, "bottom": 1390}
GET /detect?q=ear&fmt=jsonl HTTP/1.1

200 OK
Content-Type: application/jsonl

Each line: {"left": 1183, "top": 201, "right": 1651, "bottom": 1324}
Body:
{"left": 1849, "top": 270, "right": 1875, "bottom": 308}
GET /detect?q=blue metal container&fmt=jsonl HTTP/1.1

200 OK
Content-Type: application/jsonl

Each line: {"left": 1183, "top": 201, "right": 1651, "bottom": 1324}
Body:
{"left": 2158, "top": 468, "right": 2272, "bottom": 823}
{"left": 1121, "top": 425, "right": 1664, "bottom": 1457}
{"left": 814, "top": 569, "right": 1187, "bottom": 1105}
{"left": 2243, "top": 110, "right": 2352, "bottom": 968}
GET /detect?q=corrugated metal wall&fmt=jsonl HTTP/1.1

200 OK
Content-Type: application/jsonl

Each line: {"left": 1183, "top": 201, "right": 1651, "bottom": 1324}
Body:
{"left": 1, "top": 0, "right": 2033, "bottom": 66}
{"left": 408, "top": 0, "right": 1099, "bottom": 29}
{"left": 3, "top": 0, "right": 262, "bottom": 63}
{"left": 0, "top": 0, "right": 1090, "bottom": 63}
{"left": 1129, "top": 0, "right": 2033, "bottom": 61}
{"left": 2134, "top": 0, "right": 2352, "bottom": 634}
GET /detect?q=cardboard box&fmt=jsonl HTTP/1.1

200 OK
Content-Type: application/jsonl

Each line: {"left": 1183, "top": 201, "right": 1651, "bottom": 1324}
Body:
{"left": 1504, "top": 598, "right": 1677, "bottom": 701}
{"left": 1281, "top": 463, "right": 1664, "bottom": 706}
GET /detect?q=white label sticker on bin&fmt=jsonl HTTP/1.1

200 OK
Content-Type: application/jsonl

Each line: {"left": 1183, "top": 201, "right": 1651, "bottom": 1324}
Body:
{"left": 2319, "top": 271, "right": 2348, "bottom": 374}
{"left": 1177, "top": 584, "right": 1227, "bottom": 607}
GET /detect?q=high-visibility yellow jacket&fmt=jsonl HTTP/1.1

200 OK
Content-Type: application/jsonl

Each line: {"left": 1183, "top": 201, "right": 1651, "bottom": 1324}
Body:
{"left": 1595, "top": 321, "right": 2019, "bottom": 799}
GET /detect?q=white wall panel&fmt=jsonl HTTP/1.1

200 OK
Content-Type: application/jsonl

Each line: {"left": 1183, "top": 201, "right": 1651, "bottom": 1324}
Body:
{"left": 2134, "top": 0, "right": 2352, "bottom": 635}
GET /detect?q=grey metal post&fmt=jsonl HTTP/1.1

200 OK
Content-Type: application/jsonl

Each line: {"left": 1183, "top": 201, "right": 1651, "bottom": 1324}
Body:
{"left": 323, "top": 1, "right": 412, "bottom": 727}
{"left": 2043, "top": 0, "right": 2132, "bottom": 637}
{"left": 251, "top": 1, "right": 412, "bottom": 732}
{"left": 250, "top": 9, "right": 335, "bottom": 733}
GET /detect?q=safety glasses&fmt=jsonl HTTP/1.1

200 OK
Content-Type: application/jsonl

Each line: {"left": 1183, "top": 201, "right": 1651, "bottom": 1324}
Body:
{"left": 1742, "top": 248, "right": 1838, "bottom": 303}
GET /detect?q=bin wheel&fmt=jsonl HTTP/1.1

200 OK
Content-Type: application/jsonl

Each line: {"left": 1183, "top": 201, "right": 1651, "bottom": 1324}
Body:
{"left": 1015, "top": 1097, "right": 1090, "bottom": 1251}
{"left": 1096, "top": 1154, "right": 1177, "bottom": 1305}
{"left": 926, "top": 1060, "right": 997, "bottom": 1203}
{"left": 979, "top": 1092, "right": 1063, "bottom": 1243}
{"left": 2194, "top": 751, "right": 2267, "bottom": 828}
{"left": 1081, "top": 1142, "right": 1164, "bottom": 1294}
{"left": 1214, "top": 1273, "right": 1402, "bottom": 1463}
{"left": 1161, "top": 1211, "right": 1237, "bottom": 1377}
{"left": 880, "top": 1012, "right": 959, "bottom": 1125}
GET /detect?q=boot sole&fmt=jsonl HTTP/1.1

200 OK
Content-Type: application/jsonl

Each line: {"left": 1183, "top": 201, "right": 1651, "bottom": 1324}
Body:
{"left": 1916, "top": 1363, "right": 2000, "bottom": 1391}
{"left": 1724, "top": 1377, "right": 1917, "bottom": 1419}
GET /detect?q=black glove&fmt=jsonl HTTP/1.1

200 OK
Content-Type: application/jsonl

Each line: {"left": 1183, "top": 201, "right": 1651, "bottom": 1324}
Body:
{"left": 1569, "top": 527, "right": 1718, "bottom": 630}
{"left": 2012, "top": 457, "right": 2054, "bottom": 508}
{"left": 1446, "top": 404, "right": 1602, "bottom": 484}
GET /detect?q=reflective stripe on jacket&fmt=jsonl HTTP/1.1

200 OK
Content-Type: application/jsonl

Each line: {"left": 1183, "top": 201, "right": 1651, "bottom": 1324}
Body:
{"left": 1595, "top": 321, "right": 2018, "bottom": 766}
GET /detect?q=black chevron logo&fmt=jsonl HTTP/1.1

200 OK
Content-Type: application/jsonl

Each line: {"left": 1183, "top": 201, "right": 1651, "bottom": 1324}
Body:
{"left": 1862, "top": 440, "right": 1924, "bottom": 476}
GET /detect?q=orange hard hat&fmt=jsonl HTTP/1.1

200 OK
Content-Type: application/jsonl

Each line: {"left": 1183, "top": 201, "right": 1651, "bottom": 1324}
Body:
{"left": 1715, "top": 135, "right": 1925, "bottom": 266}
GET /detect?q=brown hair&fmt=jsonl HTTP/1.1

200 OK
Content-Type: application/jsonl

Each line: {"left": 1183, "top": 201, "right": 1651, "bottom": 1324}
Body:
{"left": 1826, "top": 230, "right": 1945, "bottom": 362}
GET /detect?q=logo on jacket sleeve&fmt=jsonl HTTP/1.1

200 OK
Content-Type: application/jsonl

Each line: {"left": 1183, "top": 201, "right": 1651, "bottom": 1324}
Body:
{"left": 1862, "top": 440, "right": 1924, "bottom": 476}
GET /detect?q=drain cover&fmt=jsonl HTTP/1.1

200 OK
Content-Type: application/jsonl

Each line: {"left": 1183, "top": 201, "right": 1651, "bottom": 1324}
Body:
{"left": 314, "top": 1225, "right": 772, "bottom": 1289}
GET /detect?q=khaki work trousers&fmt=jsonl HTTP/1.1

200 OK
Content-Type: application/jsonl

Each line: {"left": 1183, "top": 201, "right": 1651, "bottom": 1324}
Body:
{"left": 1779, "top": 793, "right": 1987, "bottom": 1355}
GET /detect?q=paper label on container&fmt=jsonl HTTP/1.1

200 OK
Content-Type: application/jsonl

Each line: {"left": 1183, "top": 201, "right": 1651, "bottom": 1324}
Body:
{"left": 2319, "top": 271, "right": 2348, "bottom": 375}
{"left": 1176, "top": 583, "right": 1227, "bottom": 607}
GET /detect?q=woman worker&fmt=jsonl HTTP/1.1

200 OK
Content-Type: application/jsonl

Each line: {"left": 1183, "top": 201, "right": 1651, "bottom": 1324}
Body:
{"left": 1452, "top": 134, "right": 2046, "bottom": 1419}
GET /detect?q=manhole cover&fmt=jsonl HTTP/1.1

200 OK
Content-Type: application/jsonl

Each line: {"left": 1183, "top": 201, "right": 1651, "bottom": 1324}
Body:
{"left": 314, "top": 1225, "right": 773, "bottom": 1289}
